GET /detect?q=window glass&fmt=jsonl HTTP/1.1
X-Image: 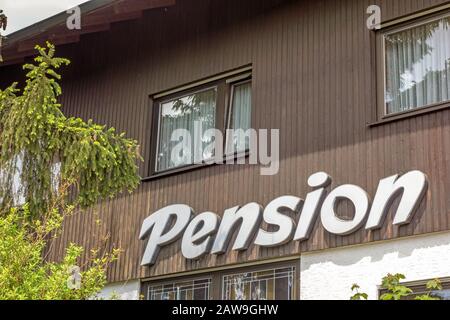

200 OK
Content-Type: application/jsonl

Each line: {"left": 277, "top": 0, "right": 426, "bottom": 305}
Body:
{"left": 222, "top": 267, "right": 295, "bottom": 300}
{"left": 142, "top": 261, "right": 297, "bottom": 300}
{"left": 0, "top": 153, "right": 61, "bottom": 207}
{"left": 153, "top": 71, "right": 252, "bottom": 174}
{"left": 430, "top": 288, "right": 450, "bottom": 300}
{"left": 0, "top": 154, "right": 25, "bottom": 206}
{"left": 156, "top": 88, "right": 217, "bottom": 172}
{"left": 227, "top": 81, "right": 252, "bottom": 153}
{"left": 147, "top": 279, "right": 211, "bottom": 301}
{"left": 385, "top": 14, "right": 450, "bottom": 114}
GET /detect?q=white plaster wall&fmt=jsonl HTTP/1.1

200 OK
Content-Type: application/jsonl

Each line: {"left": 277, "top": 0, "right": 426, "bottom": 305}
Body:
{"left": 97, "top": 280, "right": 140, "bottom": 300}
{"left": 300, "top": 232, "right": 450, "bottom": 300}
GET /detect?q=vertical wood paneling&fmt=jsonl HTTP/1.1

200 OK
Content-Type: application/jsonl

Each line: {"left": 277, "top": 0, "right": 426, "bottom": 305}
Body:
{"left": 2, "top": 0, "right": 450, "bottom": 282}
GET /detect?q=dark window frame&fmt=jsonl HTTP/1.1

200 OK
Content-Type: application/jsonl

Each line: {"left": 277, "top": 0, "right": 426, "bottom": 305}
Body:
{"left": 140, "top": 259, "right": 300, "bottom": 301}
{"left": 373, "top": 8, "right": 450, "bottom": 126}
{"left": 141, "top": 275, "right": 213, "bottom": 301}
{"left": 146, "top": 69, "right": 252, "bottom": 179}
{"left": 221, "top": 263, "right": 297, "bottom": 300}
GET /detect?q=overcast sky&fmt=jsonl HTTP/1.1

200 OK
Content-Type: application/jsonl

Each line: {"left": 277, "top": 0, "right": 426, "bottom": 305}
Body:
{"left": 1, "top": 0, "right": 91, "bottom": 35}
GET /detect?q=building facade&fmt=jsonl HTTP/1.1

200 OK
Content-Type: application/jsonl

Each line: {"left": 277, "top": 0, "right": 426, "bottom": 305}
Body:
{"left": 1, "top": 0, "right": 450, "bottom": 300}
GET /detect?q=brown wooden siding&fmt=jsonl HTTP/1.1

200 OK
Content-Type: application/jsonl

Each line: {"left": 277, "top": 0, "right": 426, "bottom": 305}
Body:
{"left": 2, "top": 0, "right": 450, "bottom": 283}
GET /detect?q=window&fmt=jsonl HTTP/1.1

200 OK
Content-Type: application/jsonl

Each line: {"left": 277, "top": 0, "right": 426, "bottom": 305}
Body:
{"left": 0, "top": 152, "right": 61, "bottom": 207}
{"left": 431, "top": 288, "right": 450, "bottom": 300}
{"left": 379, "top": 11, "right": 450, "bottom": 116}
{"left": 150, "top": 68, "right": 252, "bottom": 175}
{"left": 222, "top": 267, "right": 295, "bottom": 300}
{"left": 141, "top": 260, "right": 298, "bottom": 300}
{"left": 156, "top": 88, "right": 217, "bottom": 172}
{"left": 0, "top": 154, "right": 25, "bottom": 207}
{"left": 379, "top": 278, "right": 450, "bottom": 300}
{"left": 226, "top": 80, "right": 252, "bottom": 155}
{"left": 146, "top": 278, "right": 211, "bottom": 300}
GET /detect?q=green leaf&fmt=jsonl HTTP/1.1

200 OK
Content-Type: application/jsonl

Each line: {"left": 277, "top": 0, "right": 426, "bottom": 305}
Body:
{"left": 426, "top": 279, "right": 443, "bottom": 291}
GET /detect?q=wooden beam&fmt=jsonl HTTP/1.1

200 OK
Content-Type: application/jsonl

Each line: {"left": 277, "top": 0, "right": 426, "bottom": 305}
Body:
{"left": 113, "top": 0, "right": 176, "bottom": 14}
{"left": 2, "top": 48, "right": 36, "bottom": 63}
{"left": 0, "top": 57, "right": 25, "bottom": 67}
{"left": 18, "top": 34, "right": 80, "bottom": 53}
{"left": 0, "top": 0, "right": 177, "bottom": 65}
{"left": 48, "top": 23, "right": 111, "bottom": 35}
{"left": 82, "top": 10, "right": 143, "bottom": 26}
{"left": 15, "top": 22, "right": 113, "bottom": 53}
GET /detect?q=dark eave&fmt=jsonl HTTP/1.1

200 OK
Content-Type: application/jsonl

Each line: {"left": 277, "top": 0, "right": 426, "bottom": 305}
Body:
{"left": 0, "top": 0, "right": 176, "bottom": 67}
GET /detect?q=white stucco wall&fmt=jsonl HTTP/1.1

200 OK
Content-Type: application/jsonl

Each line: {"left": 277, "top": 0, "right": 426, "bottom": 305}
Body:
{"left": 98, "top": 280, "right": 140, "bottom": 300}
{"left": 300, "top": 231, "right": 450, "bottom": 300}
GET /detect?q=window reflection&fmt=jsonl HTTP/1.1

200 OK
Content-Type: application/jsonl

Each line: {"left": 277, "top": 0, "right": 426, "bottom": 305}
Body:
{"left": 157, "top": 88, "right": 217, "bottom": 172}
{"left": 385, "top": 15, "right": 450, "bottom": 113}
{"left": 147, "top": 279, "right": 211, "bottom": 300}
{"left": 430, "top": 289, "right": 450, "bottom": 300}
{"left": 227, "top": 81, "right": 252, "bottom": 154}
{"left": 222, "top": 267, "right": 295, "bottom": 300}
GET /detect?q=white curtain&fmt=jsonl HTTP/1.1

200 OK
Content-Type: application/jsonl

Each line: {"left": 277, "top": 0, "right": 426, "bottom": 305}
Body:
{"left": 0, "top": 153, "right": 25, "bottom": 206}
{"left": 157, "top": 88, "right": 217, "bottom": 171}
{"left": 0, "top": 152, "right": 60, "bottom": 206}
{"left": 385, "top": 16, "right": 450, "bottom": 114}
{"left": 229, "top": 82, "right": 252, "bottom": 152}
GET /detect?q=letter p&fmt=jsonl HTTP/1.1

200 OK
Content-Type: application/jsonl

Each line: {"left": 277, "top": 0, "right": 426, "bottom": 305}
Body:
{"left": 139, "top": 204, "right": 193, "bottom": 266}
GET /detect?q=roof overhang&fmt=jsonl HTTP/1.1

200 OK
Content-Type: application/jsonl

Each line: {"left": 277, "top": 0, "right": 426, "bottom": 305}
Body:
{"left": 0, "top": 0, "right": 176, "bottom": 67}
